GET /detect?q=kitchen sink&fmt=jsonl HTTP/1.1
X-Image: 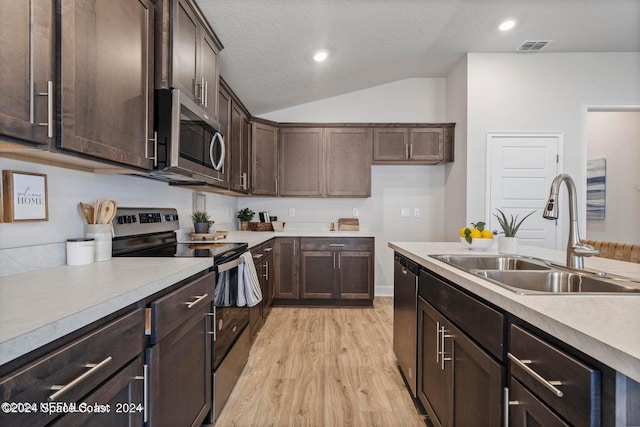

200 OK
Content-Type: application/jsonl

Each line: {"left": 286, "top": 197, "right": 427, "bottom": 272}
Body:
{"left": 431, "top": 254, "right": 551, "bottom": 271}
{"left": 431, "top": 254, "right": 640, "bottom": 295}
{"left": 476, "top": 270, "right": 640, "bottom": 295}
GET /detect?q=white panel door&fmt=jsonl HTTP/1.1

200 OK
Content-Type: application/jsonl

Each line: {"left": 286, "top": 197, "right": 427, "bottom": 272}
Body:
{"left": 486, "top": 133, "right": 562, "bottom": 249}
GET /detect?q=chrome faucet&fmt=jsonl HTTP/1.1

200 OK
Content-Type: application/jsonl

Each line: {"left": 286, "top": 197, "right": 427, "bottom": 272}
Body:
{"left": 543, "top": 173, "right": 598, "bottom": 268}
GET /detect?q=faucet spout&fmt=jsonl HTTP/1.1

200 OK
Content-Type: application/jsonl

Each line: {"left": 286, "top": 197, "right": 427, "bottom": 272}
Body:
{"left": 543, "top": 173, "right": 598, "bottom": 268}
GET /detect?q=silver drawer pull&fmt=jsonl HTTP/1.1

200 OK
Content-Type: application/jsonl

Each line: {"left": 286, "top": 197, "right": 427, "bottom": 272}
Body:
{"left": 263, "top": 247, "right": 273, "bottom": 252}
{"left": 49, "top": 356, "right": 113, "bottom": 401}
{"left": 253, "top": 253, "right": 264, "bottom": 259}
{"left": 329, "top": 243, "right": 345, "bottom": 247}
{"left": 185, "top": 294, "right": 209, "bottom": 309}
{"left": 503, "top": 387, "right": 520, "bottom": 427}
{"left": 507, "top": 353, "right": 564, "bottom": 397}
{"left": 37, "top": 80, "right": 53, "bottom": 138}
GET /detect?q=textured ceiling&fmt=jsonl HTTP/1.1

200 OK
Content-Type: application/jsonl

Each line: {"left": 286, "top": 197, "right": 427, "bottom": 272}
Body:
{"left": 197, "top": 0, "right": 640, "bottom": 115}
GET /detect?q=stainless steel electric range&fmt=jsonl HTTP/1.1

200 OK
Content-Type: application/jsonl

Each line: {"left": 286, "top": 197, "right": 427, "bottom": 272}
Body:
{"left": 112, "top": 207, "right": 250, "bottom": 423}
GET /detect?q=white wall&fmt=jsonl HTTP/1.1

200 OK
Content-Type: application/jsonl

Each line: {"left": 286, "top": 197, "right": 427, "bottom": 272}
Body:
{"left": 586, "top": 110, "right": 640, "bottom": 244}
{"left": 255, "top": 77, "right": 448, "bottom": 295}
{"left": 444, "top": 55, "right": 468, "bottom": 241}
{"left": 0, "top": 157, "right": 237, "bottom": 250}
{"left": 466, "top": 53, "right": 640, "bottom": 247}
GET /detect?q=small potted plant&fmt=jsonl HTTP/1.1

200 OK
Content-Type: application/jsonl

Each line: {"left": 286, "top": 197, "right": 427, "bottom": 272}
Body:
{"left": 191, "top": 211, "right": 211, "bottom": 234}
{"left": 493, "top": 208, "right": 536, "bottom": 254}
{"left": 237, "top": 208, "right": 255, "bottom": 230}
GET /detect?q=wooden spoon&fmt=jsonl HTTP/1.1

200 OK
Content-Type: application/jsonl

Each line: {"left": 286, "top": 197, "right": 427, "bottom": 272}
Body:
{"left": 78, "top": 202, "right": 94, "bottom": 224}
{"left": 97, "top": 200, "right": 117, "bottom": 224}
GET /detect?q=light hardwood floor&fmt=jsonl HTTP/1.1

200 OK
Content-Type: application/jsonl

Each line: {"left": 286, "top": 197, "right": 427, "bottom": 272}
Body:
{"left": 215, "top": 297, "right": 427, "bottom": 426}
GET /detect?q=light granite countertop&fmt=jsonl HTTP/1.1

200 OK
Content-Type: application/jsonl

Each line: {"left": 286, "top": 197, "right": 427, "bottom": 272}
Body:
{"left": 0, "top": 257, "right": 212, "bottom": 366}
{"left": 389, "top": 241, "right": 640, "bottom": 383}
{"left": 181, "top": 230, "right": 376, "bottom": 248}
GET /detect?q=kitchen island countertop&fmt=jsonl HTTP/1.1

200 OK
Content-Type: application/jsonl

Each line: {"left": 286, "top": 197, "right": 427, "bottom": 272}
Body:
{"left": 389, "top": 241, "right": 640, "bottom": 383}
{"left": 0, "top": 257, "right": 212, "bottom": 366}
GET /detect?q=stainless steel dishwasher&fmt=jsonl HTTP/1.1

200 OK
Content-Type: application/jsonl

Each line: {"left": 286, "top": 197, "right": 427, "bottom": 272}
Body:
{"left": 393, "top": 252, "right": 420, "bottom": 397}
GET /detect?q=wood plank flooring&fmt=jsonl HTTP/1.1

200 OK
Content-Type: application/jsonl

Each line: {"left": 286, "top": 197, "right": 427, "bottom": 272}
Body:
{"left": 215, "top": 297, "right": 427, "bottom": 426}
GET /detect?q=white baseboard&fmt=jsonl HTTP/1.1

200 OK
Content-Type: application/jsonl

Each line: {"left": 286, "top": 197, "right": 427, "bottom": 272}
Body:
{"left": 375, "top": 285, "right": 393, "bottom": 297}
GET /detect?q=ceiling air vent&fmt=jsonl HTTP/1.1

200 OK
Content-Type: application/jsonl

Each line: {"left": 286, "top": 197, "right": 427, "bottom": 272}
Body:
{"left": 516, "top": 40, "right": 552, "bottom": 52}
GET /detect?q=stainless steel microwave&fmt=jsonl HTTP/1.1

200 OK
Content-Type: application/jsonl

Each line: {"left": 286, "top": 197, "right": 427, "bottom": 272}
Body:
{"left": 151, "top": 89, "right": 225, "bottom": 184}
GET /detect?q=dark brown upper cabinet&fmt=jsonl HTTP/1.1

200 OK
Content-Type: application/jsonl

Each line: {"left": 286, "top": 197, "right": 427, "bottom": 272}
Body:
{"left": 373, "top": 124, "right": 454, "bottom": 164}
{"left": 0, "top": 0, "right": 55, "bottom": 146}
{"left": 251, "top": 120, "right": 279, "bottom": 196}
{"left": 230, "top": 100, "right": 250, "bottom": 193}
{"left": 58, "top": 0, "right": 155, "bottom": 170}
{"left": 326, "top": 127, "right": 372, "bottom": 197}
{"left": 156, "top": 0, "right": 222, "bottom": 122}
{"left": 279, "top": 127, "right": 326, "bottom": 197}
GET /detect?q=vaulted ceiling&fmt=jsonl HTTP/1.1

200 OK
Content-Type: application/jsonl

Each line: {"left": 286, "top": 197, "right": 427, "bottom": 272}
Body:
{"left": 197, "top": 0, "right": 640, "bottom": 114}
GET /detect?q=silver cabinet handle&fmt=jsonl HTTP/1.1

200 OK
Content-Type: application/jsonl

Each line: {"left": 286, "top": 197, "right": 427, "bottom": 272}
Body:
{"left": 240, "top": 172, "right": 248, "bottom": 190}
{"left": 503, "top": 387, "right": 520, "bottom": 427}
{"left": 404, "top": 142, "right": 409, "bottom": 159}
{"left": 134, "top": 364, "right": 149, "bottom": 423}
{"left": 37, "top": 80, "right": 53, "bottom": 138}
{"left": 293, "top": 240, "right": 297, "bottom": 257}
{"left": 195, "top": 77, "right": 204, "bottom": 103}
{"left": 264, "top": 247, "right": 273, "bottom": 253}
{"left": 185, "top": 294, "right": 209, "bottom": 309}
{"left": 147, "top": 131, "right": 158, "bottom": 167}
{"left": 253, "top": 253, "right": 264, "bottom": 260}
{"left": 49, "top": 356, "right": 113, "bottom": 401}
{"left": 338, "top": 253, "right": 341, "bottom": 269}
{"left": 409, "top": 143, "right": 413, "bottom": 159}
{"left": 263, "top": 261, "right": 269, "bottom": 279}
{"left": 507, "top": 353, "right": 564, "bottom": 397}
{"left": 333, "top": 252, "right": 336, "bottom": 269}
{"left": 329, "top": 243, "right": 345, "bottom": 247}
{"left": 440, "top": 326, "right": 454, "bottom": 370}
{"left": 207, "top": 312, "right": 216, "bottom": 340}
{"left": 204, "top": 80, "right": 208, "bottom": 107}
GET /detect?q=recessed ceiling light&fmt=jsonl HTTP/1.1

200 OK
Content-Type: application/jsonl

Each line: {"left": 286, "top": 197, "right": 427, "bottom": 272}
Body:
{"left": 313, "top": 50, "right": 329, "bottom": 62}
{"left": 499, "top": 20, "right": 516, "bottom": 31}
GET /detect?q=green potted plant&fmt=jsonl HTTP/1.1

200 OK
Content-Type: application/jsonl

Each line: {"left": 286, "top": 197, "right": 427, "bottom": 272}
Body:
{"left": 191, "top": 211, "right": 211, "bottom": 234}
{"left": 237, "top": 208, "right": 255, "bottom": 230}
{"left": 493, "top": 208, "right": 536, "bottom": 254}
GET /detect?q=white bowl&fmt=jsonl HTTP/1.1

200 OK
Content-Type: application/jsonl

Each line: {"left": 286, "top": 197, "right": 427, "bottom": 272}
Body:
{"left": 460, "top": 236, "right": 495, "bottom": 250}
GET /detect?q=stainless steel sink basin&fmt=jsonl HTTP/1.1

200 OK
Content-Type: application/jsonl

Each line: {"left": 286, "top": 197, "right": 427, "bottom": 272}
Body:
{"left": 431, "top": 254, "right": 551, "bottom": 271}
{"left": 476, "top": 270, "right": 640, "bottom": 295}
{"left": 431, "top": 254, "right": 640, "bottom": 295}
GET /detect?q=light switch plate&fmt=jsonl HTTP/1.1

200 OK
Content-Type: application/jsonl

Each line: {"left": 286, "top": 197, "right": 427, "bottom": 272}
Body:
{"left": 353, "top": 208, "right": 359, "bottom": 217}
{"left": 414, "top": 208, "right": 420, "bottom": 217}
{"left": 401, "top": 208, "right": 411, "bottom": 217}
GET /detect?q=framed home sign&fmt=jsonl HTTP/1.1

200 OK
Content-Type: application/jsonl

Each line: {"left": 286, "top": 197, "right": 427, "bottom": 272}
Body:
{"left": 2, "top": 170, "right": 49, "bottom": 222}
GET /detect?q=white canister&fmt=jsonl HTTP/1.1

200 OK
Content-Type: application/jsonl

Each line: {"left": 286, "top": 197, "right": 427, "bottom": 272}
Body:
{"left": 66, "top": 238, "right": 95, "bottom": 265}
{"left": 85, "top": 224, "right": 113, "bottom": 261}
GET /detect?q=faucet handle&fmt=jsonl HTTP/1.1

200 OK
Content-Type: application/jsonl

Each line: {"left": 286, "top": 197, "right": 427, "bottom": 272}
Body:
{"left": 572, "top": 243, "right": 599, "bottom": 257}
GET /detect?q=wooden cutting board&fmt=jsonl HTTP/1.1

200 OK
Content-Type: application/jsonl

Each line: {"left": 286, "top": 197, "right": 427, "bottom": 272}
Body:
{"left": 338, "top": 218, "right": 359, "bottom": 231}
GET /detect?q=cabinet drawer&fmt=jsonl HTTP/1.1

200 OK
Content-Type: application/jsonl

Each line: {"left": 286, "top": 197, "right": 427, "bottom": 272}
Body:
{"left": 419, "top": 269, "right": 505, "bottom": 361}
{"left": 0, "top": 309, "right": 143, "bottom": 427}
{"left": 250, "top": 244, "right": 264, "bottom": 262}
{"left": 509, "top": 324, "right": 600, "bottom": 427}
{"left": 509, "top": 378, "right": 570, "bottom": 427}
{"left": 149, "top": 272, "right": 215, "bottom": 343}
{"left": 300, "top": 237, "right": 373, "bottom": 252}
{"left": 262, "top": 239, "right": 274, "bottom": 255}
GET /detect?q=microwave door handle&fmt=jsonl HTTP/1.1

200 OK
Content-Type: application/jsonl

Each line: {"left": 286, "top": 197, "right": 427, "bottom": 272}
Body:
{"left": 210, "top": 132, "right": 225, "bottom": 171}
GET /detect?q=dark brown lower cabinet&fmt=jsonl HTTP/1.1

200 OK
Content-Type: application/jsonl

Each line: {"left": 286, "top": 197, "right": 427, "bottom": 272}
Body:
{"left": 55, "top": 358, "right": 144, "bottom": 427}
{"left": 274, "top": 238, "right": 300, "bottom": 300}
{"left": 417, "top": 297, "right": 503, "bottom": 427}
{"left": 146, "top": 272, "right": 214, "bottom": 427}
{"left": 508, "top": 378, "right": 570, "bottom": 427}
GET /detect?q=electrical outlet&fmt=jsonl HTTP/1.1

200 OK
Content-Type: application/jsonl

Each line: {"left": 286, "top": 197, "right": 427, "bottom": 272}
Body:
{"left": 225, "top": 207, "right": 230, "bottom": 218}
{"left": 401, "top": 208, "right": 411, "bottom": 218}
{"left": 352, "top": 208, "right": 359, "bottom": 217}
{"left": 289, "top": 208, "right": 295, "bottom": 217}
{"left": 414, "top": 208, "right": 420, "bottom": 217}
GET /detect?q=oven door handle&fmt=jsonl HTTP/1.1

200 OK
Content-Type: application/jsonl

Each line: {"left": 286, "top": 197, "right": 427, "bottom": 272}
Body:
{"left": 217, "top": 257, "right": 243, "bottom": 273}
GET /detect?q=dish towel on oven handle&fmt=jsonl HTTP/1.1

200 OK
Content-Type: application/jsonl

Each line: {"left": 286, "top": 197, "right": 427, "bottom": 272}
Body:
{"left": 238, "top": 251, "right": 262, "bottom": 307}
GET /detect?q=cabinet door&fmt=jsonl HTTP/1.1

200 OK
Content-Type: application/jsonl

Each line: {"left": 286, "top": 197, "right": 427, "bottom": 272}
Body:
{"left": 418, "top": 297, "right": 451, "bottom": 427}
{"left": 279, "top": 128, "right": 326, "bottom": 196}
{"left": 264, "top": 253, "right": 275, "bottom": 316}
{"left": 451, "top": 320, "right": 504, "bottom": 427}
{"left": 509, "top": 378, "right": 570, "bottom": 427}
{"left": 300, "top": 251, "right": 335, "bottom": 299}
{"left": 251, "top": 122, "right": 279, "bottom": 195}
{"left": 172, "top": 0, "right": 199, "bottom": 100}
{"left": 0, "top": 0, "right": 54, "bottom": 145}
{"left": 337, "top": 251, "right": 373, "bottom": 300}
{"left": 326, "top": 127, "right": 372, "bottom": 197}
{"left": 199, "top": 31, "right": 219, "bottom": 120}
{"left": 59, "top": 0, "right": 154, "bottom": 170}
{"left": 230, "top": 102, "right": 250, "bottom": 193}
{"left": 55, "top": 358, "right": 144, "bottom": 427}
{"left": 147, "top": 307, "right": 211, "bottom": 427}
{"left": 210, "top": 84, "right": 230, "bottom": 188}
{"left": 274, "top": 238, "right": 299, "bottom": 299}
{"left": 372, "top": 128, "right": 408, "bottom": 161}
{"left": 409, "top": 128, "right": 443, "bottom": 162}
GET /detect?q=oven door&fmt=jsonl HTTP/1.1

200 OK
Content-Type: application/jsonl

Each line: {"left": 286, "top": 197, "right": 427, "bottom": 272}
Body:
{"left": 155, "top": 89, "right": 225, "bottom": 184}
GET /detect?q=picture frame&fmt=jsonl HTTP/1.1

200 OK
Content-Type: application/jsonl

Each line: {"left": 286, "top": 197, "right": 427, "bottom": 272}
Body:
{"left": 193, "top": 192, "right": 206, "bottom": 213}
{"left": 2, "top": 170, "right": 49, "bottom": 222}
